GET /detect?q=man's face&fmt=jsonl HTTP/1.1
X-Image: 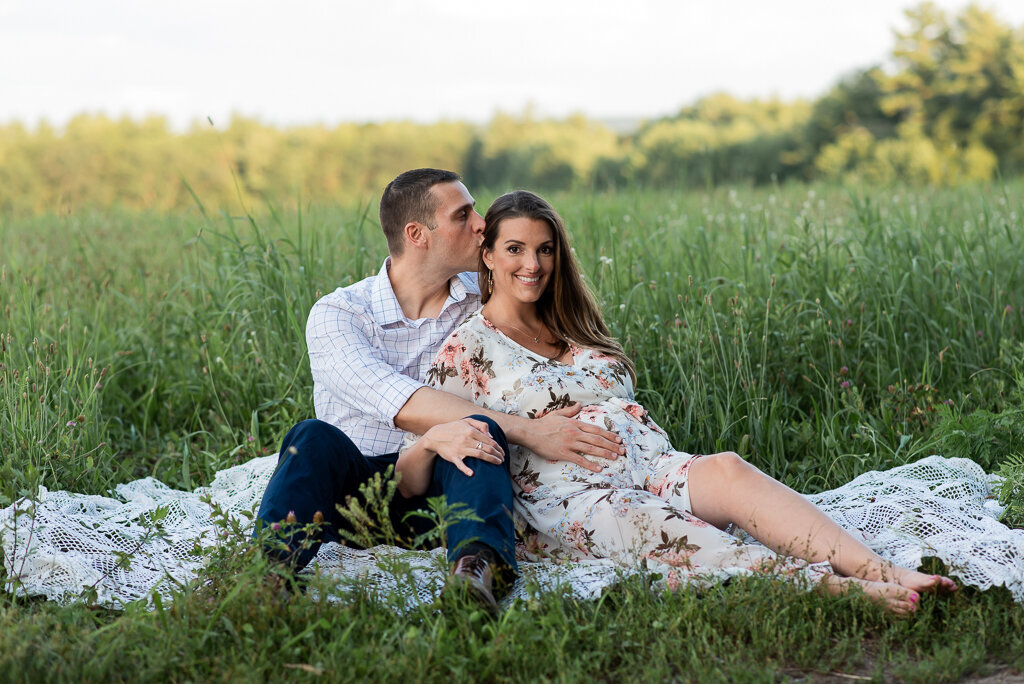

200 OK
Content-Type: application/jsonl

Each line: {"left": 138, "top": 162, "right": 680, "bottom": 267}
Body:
{"left": 426, "top": 181, "right": 485, "bottom": 272}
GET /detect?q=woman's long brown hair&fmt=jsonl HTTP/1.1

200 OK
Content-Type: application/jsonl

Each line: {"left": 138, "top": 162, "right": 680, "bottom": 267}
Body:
{"left": 481, "top": 190, "right": 636, "bottom": 382}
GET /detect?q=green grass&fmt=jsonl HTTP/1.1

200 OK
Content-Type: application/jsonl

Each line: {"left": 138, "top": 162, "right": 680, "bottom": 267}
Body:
{"left": 2, "top": 181, "right": 1024, "bottom": 681}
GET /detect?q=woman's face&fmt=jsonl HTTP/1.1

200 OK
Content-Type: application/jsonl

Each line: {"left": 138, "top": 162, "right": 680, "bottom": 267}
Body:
{"left": 482, "top": 216, "right": 556, "bottom": 305}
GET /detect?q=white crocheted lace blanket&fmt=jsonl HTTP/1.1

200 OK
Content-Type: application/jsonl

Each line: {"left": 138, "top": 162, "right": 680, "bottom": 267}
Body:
{"left": 2, "top": 455, "right": 1021, "bottom": 610}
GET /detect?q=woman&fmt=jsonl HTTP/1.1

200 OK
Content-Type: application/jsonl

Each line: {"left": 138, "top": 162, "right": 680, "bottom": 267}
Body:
{"left": 400, "top": 190, "right": 956, "bottom": 613}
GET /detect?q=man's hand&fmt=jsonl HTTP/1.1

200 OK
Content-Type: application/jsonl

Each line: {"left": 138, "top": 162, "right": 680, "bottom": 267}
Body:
{"left": 524, "top": 403, "right": 624, "bottom": 473}
{"left": 422, "top": 417, "right": 505, "bottom": 477}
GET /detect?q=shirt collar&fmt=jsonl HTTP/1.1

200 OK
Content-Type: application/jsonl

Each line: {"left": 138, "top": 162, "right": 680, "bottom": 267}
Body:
{"left": 370, "top": 257, "right": 476, "bottom": 326}
{"left": 448, "top": 270, "right": 474, "bottom": 304}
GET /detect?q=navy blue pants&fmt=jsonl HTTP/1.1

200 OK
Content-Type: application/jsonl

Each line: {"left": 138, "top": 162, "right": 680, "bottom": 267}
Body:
{"left": 255, "top": 417, "right": 517, "bottom": 574}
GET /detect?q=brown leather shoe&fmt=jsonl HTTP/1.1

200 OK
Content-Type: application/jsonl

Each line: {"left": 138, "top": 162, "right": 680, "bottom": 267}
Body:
{"left": 445, "top": 552, "right": 499, "bottom": 615}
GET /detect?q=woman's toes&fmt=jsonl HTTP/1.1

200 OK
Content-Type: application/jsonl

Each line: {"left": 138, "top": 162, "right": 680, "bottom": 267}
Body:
{"left": 827, "top": 576, "right": 924, "bottom": 615}
{"left": 893, "top": 568, "right": 957, "bottom": 595}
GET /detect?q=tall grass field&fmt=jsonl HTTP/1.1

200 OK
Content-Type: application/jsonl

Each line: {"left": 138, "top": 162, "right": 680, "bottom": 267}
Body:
{"left": 2, "top": 182, "right": 1024, "bottom": 681}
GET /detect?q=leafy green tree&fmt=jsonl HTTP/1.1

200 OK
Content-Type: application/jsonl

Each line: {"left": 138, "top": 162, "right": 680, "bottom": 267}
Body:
{"left": 878, "top": 2, "right": 1024, "bottom": 175}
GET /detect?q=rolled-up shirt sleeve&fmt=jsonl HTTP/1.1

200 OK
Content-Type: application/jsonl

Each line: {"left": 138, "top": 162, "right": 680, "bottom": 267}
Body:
{"left": 306, "top": 298, "right": 424, "bottom": 428}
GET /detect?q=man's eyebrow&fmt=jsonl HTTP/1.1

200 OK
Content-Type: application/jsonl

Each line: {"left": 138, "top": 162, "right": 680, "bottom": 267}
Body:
{"left": 450, "top": 202, "right": 474, "bottom": 217}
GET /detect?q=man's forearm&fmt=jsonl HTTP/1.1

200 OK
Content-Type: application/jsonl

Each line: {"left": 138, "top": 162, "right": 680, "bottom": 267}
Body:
{"left": 395, "top": 387, "right": 622, "bottom": 470}
{"left": 394, "top": 387, "right": 528, "bottom": 444}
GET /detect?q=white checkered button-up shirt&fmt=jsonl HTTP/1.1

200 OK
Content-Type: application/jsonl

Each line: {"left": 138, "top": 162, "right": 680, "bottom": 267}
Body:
{"left": 307, "top": 258, "right": 481, "bottom": 456}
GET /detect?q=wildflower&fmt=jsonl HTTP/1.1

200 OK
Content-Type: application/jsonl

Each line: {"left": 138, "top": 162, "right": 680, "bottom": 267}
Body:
{"left": 840, "top": 381, "right": 851, "bottom": 389}
{"left": 285, "top": 511, "right": 297, "bottom": 524}
{"left": 248, "top": 435, "right": 255, "bottom": 442}
{"left": 840, "top": 366, "right": 849, "bottom": 376}
{"left": 1005, "top": 305, "right": 1014, "bottom": 314}
{"left": 977, "top": 330, "right": 983, "bottom": 339}
{"left": 66, "top": 420, "right": 77, "bottom": 427}
{"left": 599, "top": 256, "right": 613, "bottom": 266}
{"left": 312, "top": 510, "right": 324, "bottom": 524}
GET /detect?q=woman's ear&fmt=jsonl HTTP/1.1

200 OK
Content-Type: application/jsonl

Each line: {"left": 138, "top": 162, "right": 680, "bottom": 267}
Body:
{"left": 481, "top": 248, "right": 495, "bottom": 271}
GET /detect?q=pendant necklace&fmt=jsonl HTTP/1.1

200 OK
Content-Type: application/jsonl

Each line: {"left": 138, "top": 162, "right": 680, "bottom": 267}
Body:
{"left": 502, "top": 321, "right": 544, "bottom": 345}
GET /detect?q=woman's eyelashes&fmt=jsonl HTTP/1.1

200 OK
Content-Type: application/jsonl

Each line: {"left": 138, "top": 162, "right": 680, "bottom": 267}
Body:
{"left": 505, "top": 244, "right": 553, "bottom": 255}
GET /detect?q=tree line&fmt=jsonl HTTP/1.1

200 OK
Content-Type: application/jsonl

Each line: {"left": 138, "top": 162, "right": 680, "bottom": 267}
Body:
{"left": 1, "top": 3, "right": 1021, "bottom": 214}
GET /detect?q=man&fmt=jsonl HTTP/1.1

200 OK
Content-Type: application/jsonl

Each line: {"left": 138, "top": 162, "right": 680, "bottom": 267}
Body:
{"left": 257, "top": 168, "right": 623, "bottom": 611}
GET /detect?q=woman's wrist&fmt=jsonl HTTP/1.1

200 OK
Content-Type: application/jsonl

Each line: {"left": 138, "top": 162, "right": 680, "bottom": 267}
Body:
{"left": 395, "top": 438, "right": 433, "bottom": 497}
{"left": 417, "top": 430, "right": 438, "bottom": 457}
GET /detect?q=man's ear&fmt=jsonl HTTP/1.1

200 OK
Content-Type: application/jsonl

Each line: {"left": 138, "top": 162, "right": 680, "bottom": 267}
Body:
{"left": 404, "top": 221, "right": 429, "bottom": 250}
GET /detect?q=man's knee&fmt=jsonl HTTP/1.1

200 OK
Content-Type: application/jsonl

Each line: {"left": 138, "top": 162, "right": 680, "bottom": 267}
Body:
{"left": 432, "top": 453, "right": 509, "bottom": 481}
{"left": 284, "top": 417, "right": 356, "bottom": 454}
{"left": 284, "top": 418, "right": 342, "bottom": 447}
{"left": 466, "top": 414, "right": 507, "bottom": 446}
{"left": 465, "top": 455, "right": 509, "bottom": 476}
{"left": 278, "top": 419, "right": 361, "bottom": 472}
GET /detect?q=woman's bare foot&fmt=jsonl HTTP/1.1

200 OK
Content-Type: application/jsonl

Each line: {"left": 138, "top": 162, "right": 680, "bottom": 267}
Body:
{"left": 848, "top": 557, "right": 958, "bottom": 595}
{"left": 889, "top": 566, "right": 958, "bottom": 595}
{"left": 822, "top": 575, "right": 920, "bottom": 615}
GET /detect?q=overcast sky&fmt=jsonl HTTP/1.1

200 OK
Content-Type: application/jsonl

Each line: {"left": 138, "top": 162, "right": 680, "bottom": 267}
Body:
{"left": 3, "top": 0, "right": 1023, "bottom": 130}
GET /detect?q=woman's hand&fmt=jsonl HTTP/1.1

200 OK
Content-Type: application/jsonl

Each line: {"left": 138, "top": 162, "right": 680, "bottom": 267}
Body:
{"left": 422, "top": 417, "right": 505, "bottom": 477}
{"left": 523, "top": 403, "right": 624, "bottom": 472}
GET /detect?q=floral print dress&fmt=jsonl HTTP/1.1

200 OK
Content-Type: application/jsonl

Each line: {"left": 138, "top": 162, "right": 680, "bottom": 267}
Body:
{"left": 422, "top": 311, "right": 831, "bottom": 587}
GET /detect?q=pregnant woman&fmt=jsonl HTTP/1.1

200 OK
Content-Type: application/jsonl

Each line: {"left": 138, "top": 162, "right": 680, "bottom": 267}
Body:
{"left": 397, "top": 190, "right": 956, "bottom": 614}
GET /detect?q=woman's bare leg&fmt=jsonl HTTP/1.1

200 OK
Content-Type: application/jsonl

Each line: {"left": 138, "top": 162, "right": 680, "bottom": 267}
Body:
{"left": 686, "top": 452, "right": 956, "bottom": 594}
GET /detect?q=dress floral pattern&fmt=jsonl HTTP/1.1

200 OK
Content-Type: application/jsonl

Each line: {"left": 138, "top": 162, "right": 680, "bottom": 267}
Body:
{"left": 421, "top": 311, "right": 831, "bottom": 587}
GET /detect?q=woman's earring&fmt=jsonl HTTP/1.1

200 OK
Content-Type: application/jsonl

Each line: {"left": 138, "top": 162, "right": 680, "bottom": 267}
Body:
{"left": 487, "top": 270, "right": 493, "bottom": 295}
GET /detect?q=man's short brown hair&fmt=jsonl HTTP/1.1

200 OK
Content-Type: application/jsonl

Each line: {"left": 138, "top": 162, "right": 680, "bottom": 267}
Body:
{"left": 379, "top": 168, "right": 461, "bottom": 256}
